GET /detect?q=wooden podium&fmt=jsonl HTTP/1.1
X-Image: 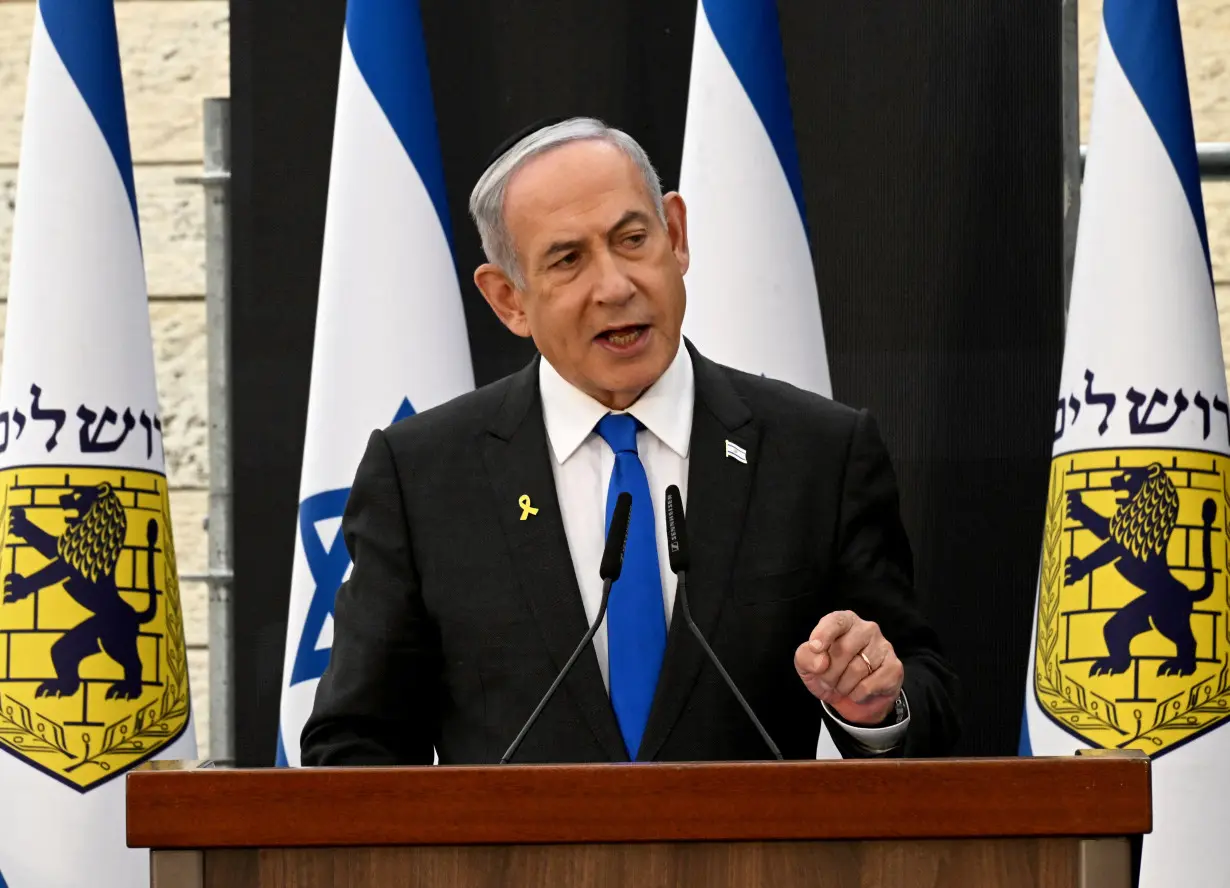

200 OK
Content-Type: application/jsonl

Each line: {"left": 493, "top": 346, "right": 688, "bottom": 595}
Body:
{"left": 126, "top": 756, "right": 1150, "bottom": 888}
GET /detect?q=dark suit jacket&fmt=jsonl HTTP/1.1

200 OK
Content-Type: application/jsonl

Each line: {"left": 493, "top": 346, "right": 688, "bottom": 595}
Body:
{"left": 301, "top": 343, "right": 959, "bottom": 764}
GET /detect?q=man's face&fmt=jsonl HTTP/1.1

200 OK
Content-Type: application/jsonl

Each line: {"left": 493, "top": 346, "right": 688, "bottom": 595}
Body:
{"left": 475, "top": 139, "right": 690, "bottom": 410}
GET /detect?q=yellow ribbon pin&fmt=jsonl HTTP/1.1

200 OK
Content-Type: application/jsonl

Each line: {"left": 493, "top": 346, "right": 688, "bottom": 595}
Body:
{"left": 518, "top": 494, "right": 539, "bottom": 521}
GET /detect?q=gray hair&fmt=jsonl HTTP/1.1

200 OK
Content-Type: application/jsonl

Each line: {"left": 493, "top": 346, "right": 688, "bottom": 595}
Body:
{"left": 468, "top": 117, "right": 667, "bottom": 288}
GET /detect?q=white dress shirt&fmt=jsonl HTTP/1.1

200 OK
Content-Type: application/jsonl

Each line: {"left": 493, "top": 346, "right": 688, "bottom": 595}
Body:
{"left": 538, "top": 345, "right": 907, "bottom": 752}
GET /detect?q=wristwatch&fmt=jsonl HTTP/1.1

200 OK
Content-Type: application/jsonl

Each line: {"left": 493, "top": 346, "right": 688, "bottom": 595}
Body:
{"left": 880, "top": 691, "right": 908, "bottom": 727}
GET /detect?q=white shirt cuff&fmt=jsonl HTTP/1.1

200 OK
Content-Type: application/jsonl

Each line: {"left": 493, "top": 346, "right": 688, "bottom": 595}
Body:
{"left": 821, "top": 691, "right": 910, "bottom": 753}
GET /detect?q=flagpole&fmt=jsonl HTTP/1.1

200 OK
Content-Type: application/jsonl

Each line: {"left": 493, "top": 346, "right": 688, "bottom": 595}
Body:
{"left": 202, "top": 98, "right": 235, "bottom": 765}
{"left": 177, "top": 98, "right": 236, "bottom": 764}
{"left": 1078, "top": 142, "right": 1230, "bottom": 179}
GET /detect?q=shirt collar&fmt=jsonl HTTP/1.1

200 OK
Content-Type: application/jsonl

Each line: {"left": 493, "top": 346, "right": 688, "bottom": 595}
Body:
{"left": 538, "top": 343, "right": 694, "bottom": 465}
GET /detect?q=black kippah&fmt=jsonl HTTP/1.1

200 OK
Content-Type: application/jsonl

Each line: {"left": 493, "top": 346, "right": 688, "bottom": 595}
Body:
{"left": 482, "top": 115, "right": 574, "bottom": 171}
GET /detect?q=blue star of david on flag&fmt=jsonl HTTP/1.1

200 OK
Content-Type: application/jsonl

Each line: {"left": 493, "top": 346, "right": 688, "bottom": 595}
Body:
{"left": 287, "top": 397, "right": 415, "bottom": 687}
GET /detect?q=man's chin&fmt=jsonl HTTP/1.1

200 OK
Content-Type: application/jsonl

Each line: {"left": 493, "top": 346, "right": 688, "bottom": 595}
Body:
{"left": 588, "top": 367, "right": 668, "bottom": 409}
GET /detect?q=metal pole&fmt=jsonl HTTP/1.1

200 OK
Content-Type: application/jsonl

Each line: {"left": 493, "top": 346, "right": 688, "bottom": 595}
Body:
{"left": 178, "top": 99, "right": 235, "bottom": 764}
{"left": 1079, "top": 143, "right": 1230, "bottom": 180}
{"left": 1198, "top": 143, "right": 1230, "bottom": 179}
{"left": 1061, "top": 0, "right": 1080, "bottom": 314}
{"left": 203, "top": 98, "right": 234, "bottom": 764}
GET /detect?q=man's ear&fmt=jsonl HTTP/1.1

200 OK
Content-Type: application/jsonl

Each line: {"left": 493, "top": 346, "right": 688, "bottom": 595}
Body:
{"left": 474, "top": 263, "right": 532, "bottom": 338}
{"left": 662, "top": 191, "right": 690, "bottom": 276}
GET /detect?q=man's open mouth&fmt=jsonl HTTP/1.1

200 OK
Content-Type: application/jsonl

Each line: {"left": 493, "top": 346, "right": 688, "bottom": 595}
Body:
{"left": 596, "top": 325, "right": 649, "bottom": 347}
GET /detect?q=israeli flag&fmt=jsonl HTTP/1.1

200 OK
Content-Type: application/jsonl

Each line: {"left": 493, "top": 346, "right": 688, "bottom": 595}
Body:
{"left": 0, "top": 2, "right": 195, "bottom": 886}
{"left": 276, "top": 0, "right": 474, "bottom": 766}
{"left": 679, "top": 0, "right": 831, "bottom": 398}
{"left": 1020, "top": 3, "right": 1226, "bottom": 886}
{"left": 680, "top": 0, "right": 838, "bottom": 759}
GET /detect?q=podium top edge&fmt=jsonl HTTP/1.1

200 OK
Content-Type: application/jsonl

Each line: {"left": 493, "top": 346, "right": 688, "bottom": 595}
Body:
{"left": 126, "top": 755, "right": 1150, "bottom": 850}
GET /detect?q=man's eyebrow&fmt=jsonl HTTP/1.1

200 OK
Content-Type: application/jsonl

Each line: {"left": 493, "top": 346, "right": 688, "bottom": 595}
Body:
{"left": 608, "top": 210, "right": 651, "bottom": 234}
{"left": 541, "top": 238, "right": 585, "bottom": 261}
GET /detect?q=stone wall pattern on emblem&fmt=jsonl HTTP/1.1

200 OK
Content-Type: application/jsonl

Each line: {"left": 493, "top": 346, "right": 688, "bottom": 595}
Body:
{"left": 1035, "top": 449, "right": 1230, "bottom": 756}
{"left": 0, "top": 466, "right": 191, "bottom": 791}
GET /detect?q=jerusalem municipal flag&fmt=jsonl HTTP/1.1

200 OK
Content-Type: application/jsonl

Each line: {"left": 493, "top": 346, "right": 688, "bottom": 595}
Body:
{"left": 0, "top": 2, "right": 196, "bottom": 886}
{"left": 679, "top": 0, "right": 831, "bottom": 398}
{"left": 679, "top": 0, "right": 838, "bottom": 758}
{"left": 276, "top": 0, "right": 474, "bottom": 766}
{"left": 1020, "top": 2, "right": 1225, "bottom": 886}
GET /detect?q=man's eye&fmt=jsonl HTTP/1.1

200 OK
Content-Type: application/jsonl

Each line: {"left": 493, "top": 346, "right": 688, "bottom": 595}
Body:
{"left": 624, "top": 233, "right": 647, "bottom": 247}
{"left": 554, "top": 252, "right": 579, "bottom": 268}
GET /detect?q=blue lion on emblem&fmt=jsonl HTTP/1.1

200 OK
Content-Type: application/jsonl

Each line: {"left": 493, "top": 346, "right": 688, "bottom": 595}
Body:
{"left": 1065, "top": 463, "right": 1218, "bottom": 678}
{"left": 3, "top": 482, "right": 159, "bottom": 700}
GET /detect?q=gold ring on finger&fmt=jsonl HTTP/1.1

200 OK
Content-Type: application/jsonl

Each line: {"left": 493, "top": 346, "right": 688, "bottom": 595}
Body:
{"left": 859, "top": 651, "right": 874, "bottom": 674}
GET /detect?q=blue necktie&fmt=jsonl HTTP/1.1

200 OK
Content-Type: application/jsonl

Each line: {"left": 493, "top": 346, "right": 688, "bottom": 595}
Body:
{"left": 596, "top": 413, "right": 667, "bottom": 759}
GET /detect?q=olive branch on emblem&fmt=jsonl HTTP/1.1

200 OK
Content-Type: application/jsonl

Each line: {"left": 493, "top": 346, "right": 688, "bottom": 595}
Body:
{"left": 1037, "top": 466, "right": 1064, "bottom": 676}
{"left": 158, "top": 494, "right": 190, "bottom": 714}
{"left": 67, "top": 688, "right": 189, "bottom": 775}
{"left": 1223, "top": 472, "right": 1230, "bottom": 651}
{"left": 0, "top": 691, "right": 76, "bottom": 758}
{"left": 1135, "top": 663, "right": 1230, "bottom": 748}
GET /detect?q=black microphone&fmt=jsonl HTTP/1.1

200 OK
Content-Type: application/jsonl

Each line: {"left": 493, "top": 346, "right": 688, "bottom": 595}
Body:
{"left": 501, "top": 491, "right": 632, "bottom": 764}
{"left": 664, "top": 484, "right": 783, "bottom": 760}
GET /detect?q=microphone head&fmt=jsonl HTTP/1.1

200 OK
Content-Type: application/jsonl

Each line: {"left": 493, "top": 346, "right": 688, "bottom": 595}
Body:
{"left": 600, "top": 492, "right": 632, "bottom": 581}
{"left": 664, "top": 484, "right": 690, "bottom": 573}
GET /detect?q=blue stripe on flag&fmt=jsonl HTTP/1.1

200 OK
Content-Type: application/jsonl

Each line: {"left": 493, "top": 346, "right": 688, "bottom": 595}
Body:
{"left": 1018, "top": 706, "right": 1032, "bottom": 756}
{"left": 345, "top": 0, "right": 454, "bottom": 245}
{"left": 39, "top": 0, "right": 140, "bottom": 231}
{"left": 701, "top": 0, "right": 807, "bottom": 221}
{"left": 1104, "top": 0, "right": 1211, "bottom": 276}
{"left": 276, "top": 725, "right": 289, "bottom": 767}
{"left": 0, "top": 867, "right": 8, "bottom": 888}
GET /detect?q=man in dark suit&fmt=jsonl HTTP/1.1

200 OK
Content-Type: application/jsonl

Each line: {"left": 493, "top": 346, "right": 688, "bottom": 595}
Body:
{"left": 301, "top": 118, "right": 959, "bottom": 765}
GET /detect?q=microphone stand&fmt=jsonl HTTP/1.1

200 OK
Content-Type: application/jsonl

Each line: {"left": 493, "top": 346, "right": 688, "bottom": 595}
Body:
{"left": 500, "top": 577, "right": 614, "bottom": 764}
{"left": 676, "top": 571, "right": 783, "bottom": 761}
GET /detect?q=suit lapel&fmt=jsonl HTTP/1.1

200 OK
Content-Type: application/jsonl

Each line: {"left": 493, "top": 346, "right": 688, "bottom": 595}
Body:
{"left": 638, "top": 344, "right": 759, "bottom": 761}
{"left": 482, "top": 358, "right": 627, "bottom": 762}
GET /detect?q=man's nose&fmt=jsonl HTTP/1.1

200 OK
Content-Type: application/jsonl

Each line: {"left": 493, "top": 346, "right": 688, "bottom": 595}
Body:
{"left": 591, "top": 248, "right": 635, "bottom": 304}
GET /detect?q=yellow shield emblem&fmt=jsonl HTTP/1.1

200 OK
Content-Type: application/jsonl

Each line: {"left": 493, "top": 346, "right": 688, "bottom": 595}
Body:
{"left": 1035, "top": 448, "right": 1230, "bottom": 755}
{"left": 0, "top": 466, "right": 190, "bottom": 791}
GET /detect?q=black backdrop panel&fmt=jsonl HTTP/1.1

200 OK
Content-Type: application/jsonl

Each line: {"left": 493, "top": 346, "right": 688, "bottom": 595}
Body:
{"left": 231, "top": 0, "right": 1062, "bottom": 765}
{"left": 778, "top": 5, "right": 1064, "bottom": 754}
{"left": 230, "top": 0, "right": 346, "bottom": 766}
